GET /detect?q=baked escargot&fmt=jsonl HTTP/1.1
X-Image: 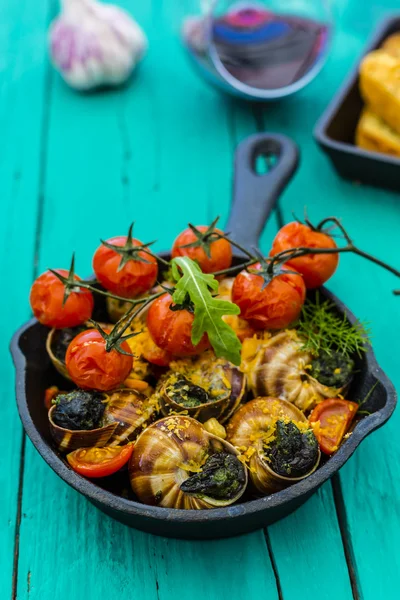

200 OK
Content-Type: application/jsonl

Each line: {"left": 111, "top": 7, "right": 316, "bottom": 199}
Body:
{"left": 49, "top": 388, "right": 158, "bottom": 451}
{"left": 241, "top": 330, "right": 353, "bottom": 411}
{"left": 157, "top": 351, "right": 246, "bottom": 423}
{"left": 129, "top": 416, "right": 247, "bottom": 509}
{"left": 226, "top": 397, "right": 320, "bottom": 495}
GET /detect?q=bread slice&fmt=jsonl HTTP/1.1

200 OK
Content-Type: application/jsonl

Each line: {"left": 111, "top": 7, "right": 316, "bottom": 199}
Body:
{"left": 381, "top": 33, "right": 400, "bottom": 58}
{"left": 359, "top": 50, "right": 400, "bottom": 135}
{"left": 356, "top": 106, "right": 400, "bottom": 157}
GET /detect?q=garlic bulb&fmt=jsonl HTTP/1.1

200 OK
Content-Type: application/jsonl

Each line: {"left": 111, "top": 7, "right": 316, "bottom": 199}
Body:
{"left": 49, "top": 0, "right": 147, "bottom": 90}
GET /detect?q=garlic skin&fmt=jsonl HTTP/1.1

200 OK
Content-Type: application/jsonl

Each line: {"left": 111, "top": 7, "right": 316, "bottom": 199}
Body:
{"left": 49, "top": 0, "right": 147, "bottom": 91}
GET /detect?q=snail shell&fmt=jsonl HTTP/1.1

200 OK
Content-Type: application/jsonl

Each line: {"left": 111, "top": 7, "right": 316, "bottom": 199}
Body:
{"left": 241, "top": 330, "right": 344, "bottom": 411}
{"left": 226, "top": 397, "right": 320, "bottom": 495}
{"left": 48, "top": 404, "right": 117, "bottom": 452}
{"left": 49, "top": 388, "right": 158, "bottom": 452}
{"left": 129, "top": 416, "right": 248, "bottom": 509}
{"left": 105, "top": 389, "right": 159, "bottom": 446}
{"left": 46, "top": 326, "right": 78, "bottom": 380}
{"left": 158, "top": 352, "right": 246, "bottom": 423}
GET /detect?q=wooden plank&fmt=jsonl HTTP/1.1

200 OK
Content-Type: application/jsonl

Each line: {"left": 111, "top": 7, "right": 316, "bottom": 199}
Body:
{"left": 0, "top": 0, "right": 50, "bottom": 597}
{"left": 267, "top": 485, "right": 354, "bottom": 600}
{"left": 15, "top": 1, "right": 280, "bottom": 599}
{"left": 258, "top": 1, "right": 400, "bottom": 598}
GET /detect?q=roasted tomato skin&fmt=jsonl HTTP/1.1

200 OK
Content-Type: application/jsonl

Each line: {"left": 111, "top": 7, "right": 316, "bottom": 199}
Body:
{"left": 44, "top": 386, "right": 60, "bottom": 410}
{"left": 142, "top": 336, "right": 172, "bottom": 366}
{"left": 92, "top": 236, "right": 158, "bottom": 298}
{"left": 147, "top": 293, "right": 210, "bottom": 356}
{"left": 171, "top": 226, "right": 232, "bottom": 273}
{"left": 270, "top": 222, "right": 339, "bottom": 289}
{"left": 30, "top": 269, "right": 94, "bottom": 328}
{"left": 309, "top": 399, "right": 359, "bottom": 455}
{"left": 67, "top": 445, "right": 133, "bottom": 478}
{"left": 231, "top": 263, "right": 306, "bottom": 330}
{"left": 65, "top": 329, "right": 133, "bottom": 391}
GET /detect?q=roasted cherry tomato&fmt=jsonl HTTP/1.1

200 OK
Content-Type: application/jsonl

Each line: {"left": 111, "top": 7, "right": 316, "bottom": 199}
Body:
{"left": 65, "top": 329, "right": 133, "bottom": 391}
{"left": 30, "top": 269, "right": 94, "bottom": 329}
{"left": 270, "top": 222, "right": 339, "bottom": 289}
{"left": 147, "top": 293, "right": 210, "bottom": 356}
{"left": 67, "top": 444, "right": 133, "bottom": 478}
{"left": 44, "top": 386, "right": 60, "bottom": 410}
{"left": 93, "top": 236, "right": 158, "bottom": 298}
{"left": 309, "top": 399, "right": 359, "bottom": 455}
{"left": 142, "top": 334, "right": 172, "bottom": 366}
{"left": 231, "top": 263, "right": 306, "bottom": 330}
{"left": 171, "top": 226, "right": 232, "bottom": 273}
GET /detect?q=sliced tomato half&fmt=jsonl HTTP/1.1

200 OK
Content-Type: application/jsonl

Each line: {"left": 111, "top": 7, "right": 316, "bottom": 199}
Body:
{"left": 67, "top": 444, "right": 133, "bottom": 478}
{"left": 309, "top": 399, "right": 358, "bottom": 455}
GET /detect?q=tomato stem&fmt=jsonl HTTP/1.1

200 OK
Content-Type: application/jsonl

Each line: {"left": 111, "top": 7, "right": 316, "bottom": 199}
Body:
{"left": 215, "top": 216, "right": 400, "bottom": 294}
{"left": 79, "top": 280, "right": 159, "bottom": 305}
{"left": 216, "top": 234, "right": 256, "bottom": 260}
{"left": 212, "top": 259, "right": 254, "bottom": 277}
{"left": 90, "top": 291, "right": 165, "bottom": 356}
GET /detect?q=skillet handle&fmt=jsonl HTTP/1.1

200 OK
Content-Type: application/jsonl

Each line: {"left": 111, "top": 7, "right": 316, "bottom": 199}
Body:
{"left": 226, "top": 133, "right": 299, "bottom": 256}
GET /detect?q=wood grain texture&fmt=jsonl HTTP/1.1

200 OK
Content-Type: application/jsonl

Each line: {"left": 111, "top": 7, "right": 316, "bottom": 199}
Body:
{"left": 0, "top": 0, "right": 50, "bottom": 597}
{"left": 15, "top": 2, "right": 279, "bottom": 599}
{"left": 256, "top": 1, "right": 400, "bottom": 598}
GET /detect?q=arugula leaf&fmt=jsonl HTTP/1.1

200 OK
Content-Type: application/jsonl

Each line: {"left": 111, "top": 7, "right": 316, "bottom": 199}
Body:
{"left": 171, "top": 257, "right": 242, "bottom": 365}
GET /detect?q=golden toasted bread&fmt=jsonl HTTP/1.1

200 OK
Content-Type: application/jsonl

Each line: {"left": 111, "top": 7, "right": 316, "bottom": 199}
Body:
{"left": 359, "top": 50, "right": 400, "bottom": 134}
{"left": 381, "top": 33, "right": 400, "bottom": 58}
{"left": 356, "top": 106, "right": 400, "bottom": 157}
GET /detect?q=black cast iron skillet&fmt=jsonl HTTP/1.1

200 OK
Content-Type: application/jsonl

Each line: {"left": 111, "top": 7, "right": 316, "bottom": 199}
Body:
{"left": 11, "top": 134, "right": 397, "bottom": 539}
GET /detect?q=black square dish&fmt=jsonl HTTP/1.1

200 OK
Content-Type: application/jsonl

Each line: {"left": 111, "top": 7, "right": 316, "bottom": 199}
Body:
{"left": 314, "top": 15, "right": 400, "bottom": 191}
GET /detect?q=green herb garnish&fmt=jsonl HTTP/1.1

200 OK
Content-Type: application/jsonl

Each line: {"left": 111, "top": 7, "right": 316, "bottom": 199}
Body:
{"left": 266, "top": 421, "right": 319, "bottom": 478}
{"left": 171, "top": 257, "right": 242, "bottom": 365}
{"left": 180, "top": 452, "right": 246, "bottom": 500}
{"left": 297, "top": 293, "right": 370, "bottom": 358}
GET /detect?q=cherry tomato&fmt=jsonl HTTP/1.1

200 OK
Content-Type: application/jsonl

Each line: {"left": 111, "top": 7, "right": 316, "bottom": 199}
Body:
{"left": 270, "top": 222, "right": 339, "bottom": 289}
{"left": 231, "top": 263, "right": 306, "bottom": 330}
{"left": 172, "top": 226, "right": 232, "bottom": 273}
{"left": 93, "top": 236, "right": 158, "bottom": 298}
{"left": 44, "top": 386, "right": 60, "bottom": 410}
{"left": 66, "top": 329, "right": 133, "bottom": 391}
{"left": 30, "top": 269, "right": 94, "bottom": 329}
{"left": 146, "top": 293, "right": 210, "bottom": 356}
{"left": 142, "top": 334, "right": 172, "bottom": 366}
{"left": 67, "top": 444, "right": 133, "bottom": 478}
{"left": 309, "top": 399, "right": 358, "bottom": 455}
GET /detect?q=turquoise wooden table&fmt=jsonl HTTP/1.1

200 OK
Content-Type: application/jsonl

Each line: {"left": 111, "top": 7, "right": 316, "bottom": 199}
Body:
{"left": 2, "top": 1, "right": 400, "bottom": 598}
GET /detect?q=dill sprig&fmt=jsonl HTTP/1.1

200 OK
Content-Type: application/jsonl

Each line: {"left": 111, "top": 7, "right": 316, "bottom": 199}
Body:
{"left": 297, "top": 293, "right": 371, "bottom": 358}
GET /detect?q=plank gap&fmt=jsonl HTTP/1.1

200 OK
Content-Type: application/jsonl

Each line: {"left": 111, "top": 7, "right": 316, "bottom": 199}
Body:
{"left": 12, "top": 3, "right": 56, "bottom": 597}
{"left": 34, "top": 64, "right": 54, "bottom": 274}
{"left": 252, "top": 104, "right": 265, "bottom": 132}
{"left": 331, "top": 475, "right": 361, "bottom": 600}
{"left": 11, "top": 433, "right": 26, "bottom": 600}
{"left": 264, "top": 529, "right": 284, "bottom": 600}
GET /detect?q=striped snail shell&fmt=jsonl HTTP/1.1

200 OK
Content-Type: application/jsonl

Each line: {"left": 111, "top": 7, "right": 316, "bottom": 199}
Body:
{"left": 129, "top": 416, "right": 248, "bottom": 509}
{"left": 46, "top": 325, "right": 86, "bottom": 380}
{"left": 241, "top": 330, "right": 345, "bottom": 411}
{"left": 226, "top": 397, "right": 320, "bottom": 495}
{"left": 158, "top": 351, "right": 246, "bottom": 423}
{"left": 49, "top": 388, "right": 158, "bottom": 452}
